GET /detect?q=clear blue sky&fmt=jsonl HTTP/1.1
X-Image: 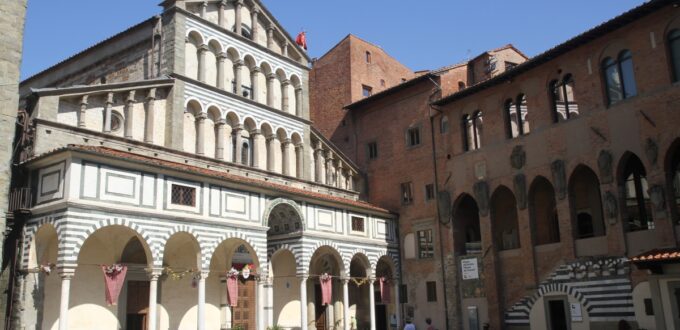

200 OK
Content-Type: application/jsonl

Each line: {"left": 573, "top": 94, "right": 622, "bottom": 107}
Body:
{"left": 21, "top": 0, "right": 646, "bottom": 80}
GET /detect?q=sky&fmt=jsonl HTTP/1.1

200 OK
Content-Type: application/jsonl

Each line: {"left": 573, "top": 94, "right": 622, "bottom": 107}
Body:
{"left": 21, "top": 0, "right": 646, "bottom": 80}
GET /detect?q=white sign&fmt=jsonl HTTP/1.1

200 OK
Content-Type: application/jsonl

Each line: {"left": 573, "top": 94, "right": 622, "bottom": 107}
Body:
{"left": 461, "top": 258, "right": 479, "bottom": 280}
{"left": 570, "top": 303, "right": 583, "bottom": 322}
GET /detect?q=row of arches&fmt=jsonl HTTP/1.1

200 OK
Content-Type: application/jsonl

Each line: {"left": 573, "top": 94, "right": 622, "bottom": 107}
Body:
{"left": 186, "top": 30, "right": 303, "bottom": 116}
{"left": 452, "top": 145, "right": 680, "bottom": 255}
{"left": 184, "top": 99, "right": 305, "bottom": 178}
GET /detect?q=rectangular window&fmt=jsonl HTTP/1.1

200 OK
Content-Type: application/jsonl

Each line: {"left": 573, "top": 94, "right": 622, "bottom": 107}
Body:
{"left": 401, "top": 182, "right": 414, "bottom": 205}
{"left": 505, "top": 61, "right": 518, "bottom": 71}
{"left": 351, "top": 216, "right": 365, "bottom": 232}
{"left": 407, "top": 127, "right": 421, "bottom": 147}
{"left": 644, "top": 298, "right": 654, "bottom": 315}
{"left": 426, "top": 281, "right": 437, "bottom": 302}
{"left": 362, "top": 85, "right": 373, "bottom": 98}
{"left": 171, "top": 184, "right": 196, "bottom": 207}
{"left": 425, "top": 184, "right": 435, "bottom": 201}
{"left": 418, "top": 230, "right": 434, "bottom": 259}
{"left": 400, "top": 285, "right": 408, "bottom": 303}
{"left": 367, "top": 142, "right": 378, "bottom": 160}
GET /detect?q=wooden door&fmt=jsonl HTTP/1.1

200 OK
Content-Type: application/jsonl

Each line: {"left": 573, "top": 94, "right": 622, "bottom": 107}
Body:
{"left": 314, "top": 284, "right": 327, "bottom": 330}
{"left": 232, "top": 278, "right": 257, "bottom": 330}
{"left": 126, "top": 281, "right": 149, "bottom": 330}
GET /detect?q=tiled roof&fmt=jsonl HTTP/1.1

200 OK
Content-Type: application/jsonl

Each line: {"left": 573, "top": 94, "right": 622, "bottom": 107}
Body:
{"left": 630, "top": 248, "right": 680, "bottom": 263}
{"left": 25, "top": 145, "right": 393, "bottom": 215}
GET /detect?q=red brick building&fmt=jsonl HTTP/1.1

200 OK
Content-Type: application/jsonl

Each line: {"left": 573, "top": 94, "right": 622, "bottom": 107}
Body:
{"left": 311, "top": 0, "right": 680, "bottom": 329}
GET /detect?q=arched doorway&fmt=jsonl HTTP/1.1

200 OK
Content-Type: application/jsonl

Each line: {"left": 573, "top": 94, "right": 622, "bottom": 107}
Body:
{"left": 452, "top": 194, "right": 481, "bottom": 255}
{"left": 529, "top": 177, "right": 560, "bottom": 245}
{"left": 159, "top": 232, "right": 201, "bottom": 330}
{"left": 349, "top": 254, "right": 371, "bottom": 330}
{"left": 375, "top": 257, "right": 398, "bottom": 330}
{"left": 270, "top": 249, "right": 300, "bottom": 329}
{"left": 209, "top": 239, "right": 260, "bottom": 330}
{"left": 72, "top": 225, "right": 152, "bottom": 330}
{"left": 308, "top": 246, "right": 344, "bottom": 330}
{"left": 568, "top": 165, "right": 607, "bottom": 256}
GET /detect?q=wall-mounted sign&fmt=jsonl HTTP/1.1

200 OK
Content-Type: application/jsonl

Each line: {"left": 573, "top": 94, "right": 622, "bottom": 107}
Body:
{"left": 461, "top": 258, "right": 479, "bottom": 280}
{"left": 570, "top": 303, "right": 583, "bottom": 322}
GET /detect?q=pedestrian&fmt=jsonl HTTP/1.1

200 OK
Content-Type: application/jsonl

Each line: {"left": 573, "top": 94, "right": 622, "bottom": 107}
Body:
{"left": 425, "top": 318, "right": 435, "bottom": 330}
{"left": 404, "top": 318, "right": 415, "bottom": 330}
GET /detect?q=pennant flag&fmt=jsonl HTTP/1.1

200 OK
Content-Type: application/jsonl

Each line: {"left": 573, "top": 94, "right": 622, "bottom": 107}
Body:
{"left": 296, "top": 31, "right": 307, "bottom": 50}
{"left": 379, "top": 277, "right": 391, "bottom": 303}
{"left": 102, "top": 264, "right": 128, "bottom": 306}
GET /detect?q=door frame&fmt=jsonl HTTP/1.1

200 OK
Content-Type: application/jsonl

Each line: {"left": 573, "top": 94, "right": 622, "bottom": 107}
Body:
{"left": 544, "top": 296, "right": 571, "bottom": 330}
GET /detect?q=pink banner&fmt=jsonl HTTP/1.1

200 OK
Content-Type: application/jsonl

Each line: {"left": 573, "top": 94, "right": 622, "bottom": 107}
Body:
{"left": 227, "top": 275, "right": 239, "bottom": 307}
{"left": 379, "top": 277, "right": 391, "bottom": 303}
{"left": 320, "top": 274, "right": 332, "bottom": 305}
{"left": 101, "top": 264, "right": 127, "bottom": 306}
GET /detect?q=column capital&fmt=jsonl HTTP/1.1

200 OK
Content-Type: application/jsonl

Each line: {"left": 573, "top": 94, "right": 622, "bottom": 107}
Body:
{"left": 233, "top": 0, "right": 244, "bottom": 6}
{"left": 233, "top": 59, "right": 244, "bottom": 67}
{"left": 251, "top": 66, "right": 262, "bottom": 73}
{"left": 295, "top": 86, "right": 303, "bottom": 92}
{"left": 325, "top": 151, "right": 335, "bottom": 161}
{"left": 106, "top": 92, "right": 114, "bottom": 104}
{"left": 232, "top": 124, "right": 244, "bottom": 133}
{"left": 199, "top": 44, "right": 210, "bottom": 52}
{"left": 218, "top": 0, "right": 229, "bottom": 8}
{"left": 146, "top": 88, "right": 157, "bottom": 101}
{"left": 267, "top": 25, "right": 276, "bottom": 33}
{"left": 266, "top": 134, "right": 278, "bottom": 142}
{"left": 197, "top": 270, "right": 210, "bottom": 279}
{"left": 126, "top": 90, "right": 136, "bottom": 103}
{"left": 58, "top": 264, "right": 77, "bottom": 278}
{"left": 251, "top": 6, "right": 261, "bottom": 15}
{"left": 295, "top": 142, "right": 305, "bottom": 149}
{"left": 299, "top": 274, "right": 309, "bottom": 282}
{"left": 80, "top": 94, "right": 89, "bottom": 106}
{"left": 196, "top": 112, "right": 208, "bottom": 121}
{"left": 281, "top": 79, "right": 291, "bottom": 87}
{"left": 201, "top": 1, "right": 209, "bottom": 8}
{"left": 217, "top": 52, "right": 228, "bottom": 61}
{"left": 281, "top": 138, "right": 292, "bottom": 146}
{"left": 215, "top": 118, "right": 227, "bottom": 126}
{"left": 146, "top": 267, "right": 164, "bottom": 279}
{"left": 250, "top": 128, "right": 262, "bottom": 136}
{"left": 266, "top": 73, "right": 278, "bottom": 80}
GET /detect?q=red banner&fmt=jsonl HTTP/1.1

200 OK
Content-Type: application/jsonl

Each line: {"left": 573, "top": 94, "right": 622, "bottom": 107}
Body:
{"left": 320, "top": 274, "right": 332, "bottom": 305}
{"left": 379, "top": 277, "right": 391, "bottom": 303}
{"left": 101, "top": 264, "right": 127, "bottom": 306}
{"left": 227, "top": 275, "right": 239, "bottom": 307}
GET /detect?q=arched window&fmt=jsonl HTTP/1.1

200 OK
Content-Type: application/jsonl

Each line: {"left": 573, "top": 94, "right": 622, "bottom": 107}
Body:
{"left": 490, "top": 186, "right": 520, "bottom": 251}
{"left": 462, "top": 112, "right": 482, "bottom": 151}
{"left": 505, "top": 94, "right": 529, "bottom": 138}
{"left": 529, "top": 177, "right": 560, "bottom": 245}
{"left": 668, "top": 29, "right": 680, "bottom": 82}
{"left": 440, "top": 116, "right": 449, "bottom": 134}
{"left": 242, "top": 140, "right": 251, "bottom": 166}
{"left": 241, "top": 24, "right": 252, "bottom": 39}
{"left": 550, "top": 74, "right": 579, "bottom": 122}
{"left": 366, "top": 51, "right": 372, "bottom": 64}
{"left": 620, "top": 154, "right": 653, "bottom": 231}
{"left": 452, "top": 195, "right": 481, "bottom": 255}
{"left": 602, "top": 49, "right": 637, "bottom": 105}
{"left": 569, "top": 166, "right": 606, "bottom": 239}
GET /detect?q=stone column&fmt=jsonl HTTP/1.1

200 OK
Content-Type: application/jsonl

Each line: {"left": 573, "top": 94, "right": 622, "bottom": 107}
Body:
{"left": 369, "top": 278, "right": 376, "bottom": 330}
{"left": 196, "top": 112, "right": 207, "bottom": 155}
{"left": 281, "top": 138, "right": 292, "bottom": 176}
{"left": 58, "top": 267, "right": 76, "bottom": 330}
{"left": 124, "top": 90, "right": 135, "bottom": 139}
{"left": 336, "top": 163, "right": 345, "bottom": 189}
{"left": 224, "top": 124, "right": 233, "bottom": 162}
{"left": 300, "top": 276, "right": 309, "bottom": 330}
{"left": 342, "top": 278, "right": 350, "bottom": 330}
{"left": 251, "top": 129, "right": 265, "bottom": 169}
{"left": 394, "top": 280, "right": 402, "bottom": 330}
{"left": 144, "top": 88, "right": 156, "bottom": 144}
{"left": 103, "top": 92, "right": 114, "bottom": 133}
{"left": 78, "top": 95, "right": 88, "bottom": 128}
{"left": 198, "top": 44, "right": 209, "bottom": 83}
{"left": 218, "top": 0, "right": 228, "bottom": 29}
{"left": 281, "top": 79, "right": 291, "bottom": 113}
{"left": 295, "top": 143, "right": 304, "bottom": 178}
{"left": 215, "top": 119, "right": 227, "bottom": 160}
{"left": 266, "top": 73, "right": 277, "bottom": 108}
{"left": 234, "top": 60, "right": 244, "bottom": 96}
{"left": 282, "top": 41, "right": 289, "bottom": 57}
{"left": 233, "top": 126, "right": 243, "bottom": 163}
{"left": 257, "top": 278, "right": 267, "bottom": 330}
{"left": 347, "top": 172, "right": 355, "bottom": 191}
{"left": 197, "top": 271, "right": 209, "bottom": 330}
{"left": 295, "top": 88, "right": 303, "bottom": 117}
{"left": 217, "top": 52, "right": 227, "bottom": 90}
{"left": 234, "top": 0, "right": 243, "bottom": 35}
{"left": 267, "top": 278, "right": 274, "bottom": 329}
{"left": 251, "top": 66, "right": 261, "bottom": 103}
{"left": 251, "top": 7, "right": 260, "bottom": 41}
{"left": 266, "top": 26, "right": 275, "bottom": 50}
{"left": 267, "top": 135, "right": 281, "bottom": 173}
{"left": 315, "top": 145, "right": 325, "bottom": 184}
{"left": 147, "top": 268, "right": 162, "bottom": 330}
{"left": 200, "top": 1, "right": 208, "bottom": 18}
{"left": 326, "top": 152, "right": 335, "bottom": 186}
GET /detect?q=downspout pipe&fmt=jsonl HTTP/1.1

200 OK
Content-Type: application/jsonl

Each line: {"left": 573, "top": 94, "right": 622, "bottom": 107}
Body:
{"left": 426, "top": 77, "right": 451, "bottom": 330}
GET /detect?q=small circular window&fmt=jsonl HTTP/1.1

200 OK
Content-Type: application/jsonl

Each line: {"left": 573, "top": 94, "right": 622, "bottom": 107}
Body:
{"left": 111, "top": 112, "right": 123, "bottom": 132}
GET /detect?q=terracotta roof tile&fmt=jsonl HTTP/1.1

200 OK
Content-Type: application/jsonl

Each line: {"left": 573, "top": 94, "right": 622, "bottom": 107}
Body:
{"left": 631, "top": 248, "right": 680, "bottom": 263}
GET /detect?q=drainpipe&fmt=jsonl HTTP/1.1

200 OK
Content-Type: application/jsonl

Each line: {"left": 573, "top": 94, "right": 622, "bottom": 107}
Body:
{"left": 426, "top": 77, "right": 451, "bottom": 330}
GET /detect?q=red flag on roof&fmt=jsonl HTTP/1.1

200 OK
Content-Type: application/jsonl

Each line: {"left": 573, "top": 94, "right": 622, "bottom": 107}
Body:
{"left": 296, "top": 31, "right": 307, "bottom": 50}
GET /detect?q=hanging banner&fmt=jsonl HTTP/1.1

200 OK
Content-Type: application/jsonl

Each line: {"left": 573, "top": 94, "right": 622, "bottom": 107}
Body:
{"left": 227, "top": 268, "right": 239, "bottom": 307}
{"left": 101, "top": 264, "right": 128, "bottom": 306}
{"left": 379, "top": 277, "right": 391, "bottom": 303}
{"left": 320, "top": 273, "right": 332, "bottom": 305}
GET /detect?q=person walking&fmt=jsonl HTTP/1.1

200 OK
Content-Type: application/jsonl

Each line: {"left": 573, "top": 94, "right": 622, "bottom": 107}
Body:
{"left": 404, "top": 319, "right": 415, "bottom": 330}
{"left": 425, "top": 318, "right": 435, "bottom": 330}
